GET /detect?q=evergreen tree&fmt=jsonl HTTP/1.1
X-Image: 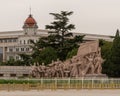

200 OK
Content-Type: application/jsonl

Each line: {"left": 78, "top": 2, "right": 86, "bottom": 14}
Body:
{"left": 45, "top": 11, "right": 76, "bottom": 60}
{"left": 46, "top": 11, "right": 75, "bottom": 46}
{"left": 110, "top": 29, "right": 120, "bottom": 77}
{"left": 38, "top": 47, "right": 57, "bottom": 65}
{"left": 100, "top": 39, "right": 113, "bottom": 76}
{"left": 102, "top": 29, "right": 120, "bottom": 77}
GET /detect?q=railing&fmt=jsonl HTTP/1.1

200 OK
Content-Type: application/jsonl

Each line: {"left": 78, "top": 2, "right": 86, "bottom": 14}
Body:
{"left": 0, "top": 78, "right": 120, "bottom": 91}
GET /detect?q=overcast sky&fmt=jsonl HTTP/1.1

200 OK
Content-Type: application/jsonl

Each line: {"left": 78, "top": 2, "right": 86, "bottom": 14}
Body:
{"left": 0, "top": 0, "right": 120, "bottom": 35}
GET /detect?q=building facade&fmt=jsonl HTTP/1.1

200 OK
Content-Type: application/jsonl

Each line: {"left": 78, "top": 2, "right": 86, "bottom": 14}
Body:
{"left": 0, "top": 14, "right": 113, "bottom": 62}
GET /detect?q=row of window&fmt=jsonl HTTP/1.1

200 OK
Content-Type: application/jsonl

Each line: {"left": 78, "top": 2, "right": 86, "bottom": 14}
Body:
{"left": 19, "top": 39, "right": 37, "bottom": 44}
{"left": 0, "top": 39, "right": 17, "bottom": 43}
{"left": 9, "top": 56, "right": 20, "bottom": 60}
{"left": 0, "top": 74, "right": 29, "bottom": 77}
{"left": 19, "top": 40, "right": 30, "bottom": 44}
{"left": 9, "top": 47, "right": 30, "bottom": 52}
{"left": 0, "top": 39, "right": 37, "bottom": 44}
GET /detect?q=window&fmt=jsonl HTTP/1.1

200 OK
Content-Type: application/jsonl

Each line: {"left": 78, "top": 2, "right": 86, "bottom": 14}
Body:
{"left": 20, "top": 40, "right": 22, "bottom": 44}
{"left": 13, "top": 39, "right": 17, "bottom": 42}
{"left": 26, "top": 48, "right": 29, "bottom": 51}
{"left": 0, "top": 74, "right": 4, "bottom": 77}
{"left": 0, "top": 40, "right": 3, "bottom": 43}
{"left": 23, "top": 74, "right": 29, "bottom": 77}
{"left": 9, "top": 48, "right": 13, "bottom": 52}
{"left": 27, "top": 40, "right": 30, "bottom": 44}
{"left": 8, "top": 39, "right": 12, "bottom": 42}
{"left": 21, "top": 48, "right": 24, "bottom": 51}
{"left": 25, "top": 32, "right": 27, "bottom": 35}
{"left": 4, "top": 39, "right": 7, "bottom": 43}
{"left": 16, "top": 48, "right": 19, "bottom": 52}
{"left": 30, "top": 39, "right": 33, "bottom": 44}
{"left": 16, "top": 56, "right": 19, "bottom": 60}
{"left": 24, "top": 40, "right": 25, "bottom": 44}
{"left": 10, "top": 74, "right": 16, "bottom": 77}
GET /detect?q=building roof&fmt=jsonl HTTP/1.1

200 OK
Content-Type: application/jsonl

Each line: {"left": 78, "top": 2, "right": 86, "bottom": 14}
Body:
{"left": 0, "top": 30, "right": 113, "bottom": 41}
{"left": 24, "top": 14, "right": 37, "bottom": 27}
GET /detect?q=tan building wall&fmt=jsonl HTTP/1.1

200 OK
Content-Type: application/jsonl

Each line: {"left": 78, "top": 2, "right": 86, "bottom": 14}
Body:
{"left": 0, "top": 30, "right": 113, "bottom": 62}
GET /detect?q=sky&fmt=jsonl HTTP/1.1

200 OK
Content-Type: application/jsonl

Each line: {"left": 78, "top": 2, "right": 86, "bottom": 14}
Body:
{"left": 0, "top": 0, "right": 120, "bottom": 35}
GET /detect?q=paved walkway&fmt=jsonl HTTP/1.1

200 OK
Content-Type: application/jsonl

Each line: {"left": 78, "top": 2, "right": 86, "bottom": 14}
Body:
{"left": 0, "top": 89, "right": 120, "bottom": 96}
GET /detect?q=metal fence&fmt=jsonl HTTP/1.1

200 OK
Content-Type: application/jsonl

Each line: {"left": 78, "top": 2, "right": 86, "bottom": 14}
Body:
{"left": 0, "top": 78, "right": 120, "bottom": 91}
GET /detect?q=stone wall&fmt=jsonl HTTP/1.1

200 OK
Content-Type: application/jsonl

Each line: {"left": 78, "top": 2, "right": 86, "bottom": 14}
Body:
{"left": 0, "top": 66, "right": 31, "bottom": 79}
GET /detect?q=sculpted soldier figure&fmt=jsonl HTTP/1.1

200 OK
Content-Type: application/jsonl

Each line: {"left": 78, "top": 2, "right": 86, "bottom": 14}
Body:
{"left": 94, "top": 49, "right": 104, "bottom": 74}
{"left": 30, "top": 41, "right": 105, "bottom": 78}
{"left": 30, "top": 63, "right": 37, "bottom": 77}
{"left": 63, "top": 59, "right": 72, "bottom": 77}
{"left": 70, "top": 57, "right": 83, "bottom": 77}
{"left": 84, "top": 53, "right": 95, "bottom": 74}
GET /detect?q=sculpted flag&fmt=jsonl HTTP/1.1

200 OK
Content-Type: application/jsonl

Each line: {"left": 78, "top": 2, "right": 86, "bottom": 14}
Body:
{"left": 77, "top": 40, "right": 99, "bottom": 56}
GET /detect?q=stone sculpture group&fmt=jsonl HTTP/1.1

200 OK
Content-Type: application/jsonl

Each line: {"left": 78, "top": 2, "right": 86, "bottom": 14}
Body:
{"left": 30, "top": 40, "right": 105, "bottom": 78}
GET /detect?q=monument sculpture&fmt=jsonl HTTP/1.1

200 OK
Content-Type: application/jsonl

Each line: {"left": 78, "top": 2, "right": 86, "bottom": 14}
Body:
{"left": 30, "top": 40, "right": 106, "bottom": 78}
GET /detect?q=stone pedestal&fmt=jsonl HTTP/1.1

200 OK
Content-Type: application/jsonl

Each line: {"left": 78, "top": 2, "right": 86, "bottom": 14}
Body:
{"left": 85, "top": 74, "right": 107, "bottom": 78}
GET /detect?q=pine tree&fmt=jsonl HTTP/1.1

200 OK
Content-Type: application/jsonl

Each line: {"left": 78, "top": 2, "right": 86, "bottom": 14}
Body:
{"left": 45, "top": 11, "right": 76, "bottom": 60}
{"left": 102, "top": 29, "right": 120, "bottom": 77}
{"left": 110, "top": 29, "right": 120, "bottom": 77}
{"left": 46, "top": 11, "right": 75, "bottom": 47}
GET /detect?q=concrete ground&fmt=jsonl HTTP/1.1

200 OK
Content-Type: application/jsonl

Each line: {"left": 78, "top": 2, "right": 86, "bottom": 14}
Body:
{"left": 0, "top": 89, "right": 120, "bottom": 96}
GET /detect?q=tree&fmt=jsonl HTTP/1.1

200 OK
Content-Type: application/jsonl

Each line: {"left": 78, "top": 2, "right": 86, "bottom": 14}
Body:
{"left": 30, "top": 11, "right": 84, "bottom": 62}
{"left": 102, "top": 29, "right": 120, "bottom": 77}
{"left": 46, "top": 11, "right": 75, "bottom": 46}
{"left": 100, "top": 39, "right": 113, "bottom": 76}
{"left": 99, "top": 39, "right": 112, "bottom": 59}
{"left": 45, "top": 11, "right": 76, "bottom": 60}
{"left": 110, "top": 29, "right": 120, "bottom": 77}
{"left": 66, "top": 48, "right": 78, "bottom": 59}
{"left": 19, "top": 54, "right": 32, "bottom": 66}
{"left": 38, "top": 47, "right": 57, "bottom": 65}
{"left": 0, "top": 59, "right": 25, "bottom": 66}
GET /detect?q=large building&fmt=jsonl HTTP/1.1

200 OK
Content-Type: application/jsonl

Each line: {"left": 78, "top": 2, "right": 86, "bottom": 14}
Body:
{"left": 0, "top": 14, "right": 113, "bottom": 62}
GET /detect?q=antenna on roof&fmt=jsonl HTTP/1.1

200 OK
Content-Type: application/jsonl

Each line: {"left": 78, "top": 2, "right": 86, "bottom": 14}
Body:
{"left": 29, "top": 6, "right": 31, "bottom": 15}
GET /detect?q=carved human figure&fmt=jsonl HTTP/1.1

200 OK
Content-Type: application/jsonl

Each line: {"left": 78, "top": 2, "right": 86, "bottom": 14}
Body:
{"left": 58, "top": 63, "right": 64, "bottom": 77}
{"left": 54, "top": 59, "right": 64, "bottom": 77}
{"left": 63, "top": 59, "right": 73, "bottom": 77}
{"left": 77, "top": 56, "right": 86, "bottom": 77}
{"left": 40, "top": 63, "right": 46, "bottom": 77}
{"left": 30, "top": 63, "right": 38, "bottom": 77}
{"left": 70, "top": 57, "right": 82, "bottom": 77}
{"left": 44, "top": 67, "right": 50, "bottom": 77}
{"left": 70, "top": 63, "right": 79, "bottom": 77}
{"left": 50, "top": 66, "right": 55, "bottom": 77}
{"left": 94, "top": 49, "right": 103, "bottom": 74}
{"left": 84, "top": 53, "right": 95, "bottom": 75}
